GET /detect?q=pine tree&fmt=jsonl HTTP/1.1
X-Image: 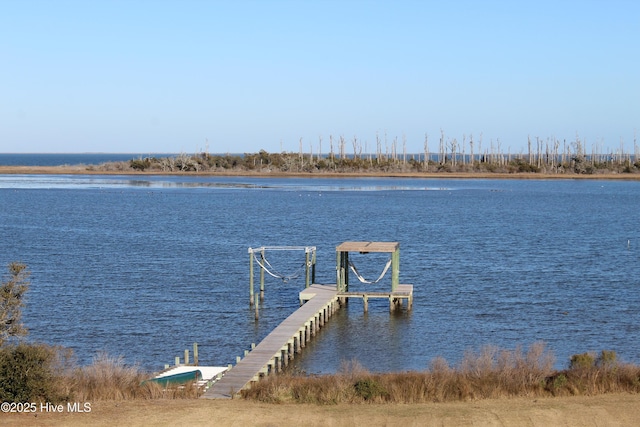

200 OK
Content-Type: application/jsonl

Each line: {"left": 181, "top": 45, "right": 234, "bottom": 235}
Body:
{"left": 0, "top": 263, "right": 30, "bottom": 346}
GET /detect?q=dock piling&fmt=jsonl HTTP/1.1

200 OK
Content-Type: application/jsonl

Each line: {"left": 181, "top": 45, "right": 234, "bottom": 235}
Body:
{"left": 194, "top": 342, "right": 199, "bottom": 366}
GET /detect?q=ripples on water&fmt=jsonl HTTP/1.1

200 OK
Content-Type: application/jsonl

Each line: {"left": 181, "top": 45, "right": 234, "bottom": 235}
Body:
{"left": 0, "top": 175, "right": 639, "bottom": 373}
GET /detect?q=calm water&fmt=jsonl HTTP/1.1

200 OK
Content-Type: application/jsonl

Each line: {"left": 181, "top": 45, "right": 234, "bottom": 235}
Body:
{"left": 0, "top": 153, "right": 180, "bottom": 166}
{"left": 0, "top": 173, "right": 639, "bottom": 374}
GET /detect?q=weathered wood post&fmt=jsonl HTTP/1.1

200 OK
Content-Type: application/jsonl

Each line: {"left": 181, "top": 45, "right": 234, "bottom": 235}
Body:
{"left": 336, "top": 250, "right": 341, "bottom": 291}
{"left": 254, "top": 291, "right": 260, "bottom": 320}
{"left": 391, "top": 246, "right": 400, "bottom": 292}
{"left": 336, "top": 249, "right": 349, "bottom": 293}
{"left": 311, "top": 249, "right": 316, "bottom": 283}
{"left": 343, "top": 251, "right": 349, "bottom": 292}
{"left": 260, "top": 249, "right": 265, "bottom": 301}
{"left": 194, "top": 342, "right": 199, "bottom": 366}
{"left": 184, "top": 349, "right": 190, "bottom": 365}
{"left": 250, "top": 248, "right": 260, "bottom": 319}
{"left": 305, "top": 250, "right": 311, "bottom": 288}
{"left": 249, "top": 248, "right": 254, "bottom": 306}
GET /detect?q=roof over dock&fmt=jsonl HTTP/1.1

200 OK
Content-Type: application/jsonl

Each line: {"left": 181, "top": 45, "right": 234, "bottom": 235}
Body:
{"left": 335, "top": 241, "right": 399, "bottom": 253}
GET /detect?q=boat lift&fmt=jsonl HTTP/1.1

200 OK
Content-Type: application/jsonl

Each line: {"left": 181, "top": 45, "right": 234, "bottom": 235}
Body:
{"left": 248, "top": 246, "right": 316, "bottom": 319}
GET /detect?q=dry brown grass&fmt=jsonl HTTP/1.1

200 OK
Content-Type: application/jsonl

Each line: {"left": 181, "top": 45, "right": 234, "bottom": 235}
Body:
{"left": 60, "top": 353, "right": 200, "bottom": 401}
{"left": 3, "top": 394, "right": 640, "bottom": 427}
{"left": 242, "top": 343, "right": 640, "bottom": 404}
{"left": 43, "top": 344, "right": 640, "bottom": 406}
{"left": 4, "top": 342, "right": 640, "bottom": 406}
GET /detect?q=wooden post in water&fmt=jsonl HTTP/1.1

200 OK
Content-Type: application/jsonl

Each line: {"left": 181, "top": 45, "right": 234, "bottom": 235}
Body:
{"left": 336, "top": 250, "right": 341, "bottom": 291}
{"left": 249, "top": 249, "right": 254, "bottom": 306}
{"left": 249, "top": 248, "right": 260, "bottom": 319}
{"left": 391, "top": 247, "right": 400, "bottom": 292}
{"left": 193, "top": 342, "right": 199, "bottom": 366}
{"left": 184, "top": 349, "right": 189, "bottom": 365}
{"left": 254, "top": 291, "right": 260, "bottom": 320}
{"left": 343, "top": 251, "right": 349, "bottom": 292}
{"left": 336, "top": 249, "right": 349, "bottom": 293}
{"left": 311, "top": 249, "right": 316, "bottom": 283}
{"left": 305, "top": 250, "right": 311, "bottom": 288}
{"left": 260, "top": 249, "right": 265, "bottom": 300}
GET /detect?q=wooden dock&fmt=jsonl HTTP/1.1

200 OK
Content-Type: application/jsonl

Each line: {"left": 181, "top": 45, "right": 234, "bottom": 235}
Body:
{"left": 338, "top": 284, "right": 413, "bottom": 312}
{"left": 202, "top": 284, "right": 339, "bottom": 399}
{"left": 203, "top": 241, "right": 414, "bottom": 399}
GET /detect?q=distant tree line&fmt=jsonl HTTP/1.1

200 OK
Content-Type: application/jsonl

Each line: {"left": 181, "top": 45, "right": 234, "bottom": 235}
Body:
{"left": 94, "top": 132, "right": 640, "bottom": 175}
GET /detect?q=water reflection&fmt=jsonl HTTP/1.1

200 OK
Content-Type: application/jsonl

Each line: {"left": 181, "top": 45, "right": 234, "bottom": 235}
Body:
{"left": 0, "top": 175, "right": 451, "bottom": 192}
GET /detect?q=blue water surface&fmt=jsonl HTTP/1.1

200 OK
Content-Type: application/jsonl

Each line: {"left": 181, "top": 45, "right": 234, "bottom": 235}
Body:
{"left": 0, "top": 174, "right": 639, "bottom": 374}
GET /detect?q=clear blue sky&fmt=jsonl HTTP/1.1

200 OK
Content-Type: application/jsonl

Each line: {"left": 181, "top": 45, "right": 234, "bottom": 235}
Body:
{"left": 1, "top": 0, "right": 638, "bottom": 154}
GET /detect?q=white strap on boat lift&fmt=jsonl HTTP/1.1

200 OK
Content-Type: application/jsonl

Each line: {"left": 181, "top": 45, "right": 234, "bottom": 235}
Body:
{"left": 348, "top": 256, "right": 392, "bottom": 284}
{"left": 252, "top": 252, "right": 305, "bottom": 283}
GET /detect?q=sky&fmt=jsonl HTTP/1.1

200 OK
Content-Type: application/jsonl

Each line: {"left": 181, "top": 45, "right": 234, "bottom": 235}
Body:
{"left": 1, "top": 0, "right": 639, "bottom": 154}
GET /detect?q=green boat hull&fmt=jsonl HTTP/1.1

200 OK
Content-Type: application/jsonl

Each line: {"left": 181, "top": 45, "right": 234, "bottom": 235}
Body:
{"left": 144, "top": 370, "right": 202, "bottom": 386}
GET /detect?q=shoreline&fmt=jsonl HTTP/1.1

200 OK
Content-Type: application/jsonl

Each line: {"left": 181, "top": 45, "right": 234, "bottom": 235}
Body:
{"left": 1, "top": 165, "right": 640, "bottom": 180}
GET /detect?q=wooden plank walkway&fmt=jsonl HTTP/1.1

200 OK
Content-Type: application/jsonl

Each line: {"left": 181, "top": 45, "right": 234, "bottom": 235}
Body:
{"left": 202, "top": 284, "right": 338, "bottom": 399}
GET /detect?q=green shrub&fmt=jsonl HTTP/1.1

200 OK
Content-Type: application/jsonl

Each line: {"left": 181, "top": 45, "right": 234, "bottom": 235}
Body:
{"left": 569, "top": 353, "right": 595, "bottom": 370}
{"left": 596, "top": 350, "right": 617, "bottom": 368}
{"left": 0, "top": 343, "right": 70, "bottom": 403}
{"left": 545, "top": 373, "right": 567, "bottom": 393}
{"left": 353, "top": 378, "right": 388, "bottom": 401}
{"left": 129, "top": 158, "right": 151, "bottom": 171}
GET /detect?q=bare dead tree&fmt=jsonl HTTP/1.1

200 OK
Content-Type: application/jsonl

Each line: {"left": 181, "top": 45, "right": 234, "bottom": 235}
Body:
{"left": 392, "top": 136, "right": 398, "bottom": 163}
{"left": 299, "top": 137, "right": 304, "bottom": 169}
{"left": 329, "top": 135, "right": 334, "bottom": 161}
{"left": 402, "top": 133, "right": 407, "bottom": 165}
{"left": 462, "top": 134, "right": 466, "bottom": 166}
{"left": 439, "top": 129, "right": 445, "bottom": 164}
{"left": 384, "top": 131, "right": 389, "bottom": 161}
{"left": 537, "top": 137, "right": 542, "bottom": 169}
{"left": 634, "top": 129, "right": 638, "bottom": 164}
{"left": 352, "top": 136, "right": 358, "bottom": 159}
{"left": 423, "top": 133, "right": 429, "bottom": 171}
{"left": 449, "top": 138, "right": 457, "bottom": 167}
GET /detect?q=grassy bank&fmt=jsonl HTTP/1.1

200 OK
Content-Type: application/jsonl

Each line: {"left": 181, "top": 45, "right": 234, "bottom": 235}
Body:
{"left": 242, "top": 343, "right": 640, "bottom": 404}
{"left": 0, "top": 345, "right": 199, "bottom": 403}
{"left": 4, "top": 342, "right": 639, "bottom": 405}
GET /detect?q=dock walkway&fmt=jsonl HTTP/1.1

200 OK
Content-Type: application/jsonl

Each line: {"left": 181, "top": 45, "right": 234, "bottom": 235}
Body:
{"left": 203, "top": 284, "right": 338, "bottom": 399}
